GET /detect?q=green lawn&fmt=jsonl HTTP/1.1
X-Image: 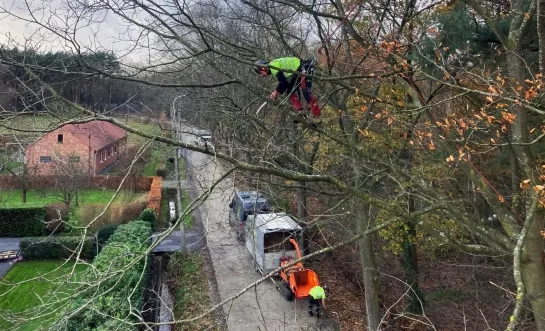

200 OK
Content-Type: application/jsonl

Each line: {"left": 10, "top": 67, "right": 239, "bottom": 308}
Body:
{"left": 124, "top": 119, "right": 165, "bottom": 146}
{"left": 0, "top": 115, "right": 63, "bottom": 134}
{"left": 0, "top": 189, "right": 142, "bottom": 208}
{"left": 0, "top": 161, "right": 23, "bottom": 174}
{"left": 143, "top": 148, "right": 161, "bottom": 176}
{"left": 0, "top": 261, "right": 88, "bottom": 330}
{"left": 181, "top": 188, "right": 193, "bottom": 228}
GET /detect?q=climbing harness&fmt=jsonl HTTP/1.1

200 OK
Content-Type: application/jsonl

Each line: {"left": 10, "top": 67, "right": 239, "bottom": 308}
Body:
{"left": 256, "top": 2, "right": 361, "bottom": 118}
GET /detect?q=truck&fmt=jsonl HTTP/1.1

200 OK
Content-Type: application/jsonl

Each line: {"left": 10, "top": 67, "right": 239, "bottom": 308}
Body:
{"left": 228, "top": 190, "right": 270, "bottom": 242}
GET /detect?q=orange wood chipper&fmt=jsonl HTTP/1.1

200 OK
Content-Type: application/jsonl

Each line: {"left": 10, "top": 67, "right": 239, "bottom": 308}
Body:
{"left": 244, "top": 213, "right": 320, "bottom": 301}
{"left": 278, "top": 238, "right": 320, "bottom": 301}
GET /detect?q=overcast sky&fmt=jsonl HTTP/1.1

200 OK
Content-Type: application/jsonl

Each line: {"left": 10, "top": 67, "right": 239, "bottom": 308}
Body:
{"left": 0, "top": 0, "right": 151, "bottom": 63}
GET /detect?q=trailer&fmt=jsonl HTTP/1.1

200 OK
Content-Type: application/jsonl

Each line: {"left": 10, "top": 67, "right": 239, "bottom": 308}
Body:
{"left": 245, "top": 213, "right": 320, "bottom": 301}
{"left": 245, "top": 213, "right": 302, "bottom": 272}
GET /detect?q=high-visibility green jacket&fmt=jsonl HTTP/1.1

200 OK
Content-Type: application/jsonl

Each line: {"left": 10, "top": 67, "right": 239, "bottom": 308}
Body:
{"left": 309, "top": 286, "right": 326, "bottom": 300}
{"left": 269, "top": 57, "right": 301, "bottom": 78}
{"left": 269, "top": 57, "right": 301, "bottom": 93}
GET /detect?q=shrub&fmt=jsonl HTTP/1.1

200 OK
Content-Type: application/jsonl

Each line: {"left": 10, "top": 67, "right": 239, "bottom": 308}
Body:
{"left": 45, "top": 203, "right": 69, "bottom": 233}
{"left": 79, "top": 203, "right": 117, "bottom": 231}
{"left": 19, "top": 236, "right": 96, "bottom": 260}
{"left": 0, "top": 207, "right": 46, "bottom": 237}
{"left": 120, "top": 201, "right": 147, "bottom": 223}
{"left": 96, "top": 224, "right": 119, "bottom": 251}
{"left": 63, "top": 220, "right": 152, "bottom": 330}
{"left": 138, "top": 208, "right": 157, "bottom": 230}
{"left": 155, "top": 163, "right": 167, "bottom": 178}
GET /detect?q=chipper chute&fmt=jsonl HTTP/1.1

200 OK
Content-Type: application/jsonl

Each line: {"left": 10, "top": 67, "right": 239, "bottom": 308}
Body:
{"left": 279, "top": 238, "right": 319, "bottom": 301}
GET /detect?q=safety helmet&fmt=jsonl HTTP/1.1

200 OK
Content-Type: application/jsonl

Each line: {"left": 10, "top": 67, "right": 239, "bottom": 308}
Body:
{"left": 255, "top": 59, "right": 268, "bottom": 74}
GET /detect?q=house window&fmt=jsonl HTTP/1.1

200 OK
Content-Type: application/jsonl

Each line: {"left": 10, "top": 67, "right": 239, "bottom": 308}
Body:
{"left": 57, "top": 134, "right": 63, "bottom": 143}
{"left": 100, "top": 151, "right": 103, "bottom": 163}
{"left": 40, "top": 156, "right": 52, "bottom": 163}
{"left": 107, "top": 147, "right": 111, "bottom": 158}
{"left": 69, "top": 155, "right": 80, "bottom": 162}
{"left": 114, "top": 145, "right": 117, "bottom": 154}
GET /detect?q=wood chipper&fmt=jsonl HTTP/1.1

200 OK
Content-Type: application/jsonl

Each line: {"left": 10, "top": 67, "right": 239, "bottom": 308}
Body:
{"left": 245, "top": 213, "right": 319, "bottom": 301}
{"left": 278, "top": 238, "right": 319, "bottom": 301}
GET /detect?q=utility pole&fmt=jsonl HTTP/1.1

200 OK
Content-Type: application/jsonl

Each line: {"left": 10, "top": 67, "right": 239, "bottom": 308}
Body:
{"left": 172, "top": 95, "right": 186, "bottom": 253}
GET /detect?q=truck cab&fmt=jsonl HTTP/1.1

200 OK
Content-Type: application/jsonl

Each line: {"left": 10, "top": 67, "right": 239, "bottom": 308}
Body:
{"left": 228, "top": 191, "right": 270, "bottom": 242}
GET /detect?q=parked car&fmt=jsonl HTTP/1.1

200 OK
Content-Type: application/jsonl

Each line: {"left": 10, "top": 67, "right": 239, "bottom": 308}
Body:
{"left": 228, "top": 190, "right": 270, "bottom": 242}
{"left": 194, "top": 129, "right": 212, "bottom": 146}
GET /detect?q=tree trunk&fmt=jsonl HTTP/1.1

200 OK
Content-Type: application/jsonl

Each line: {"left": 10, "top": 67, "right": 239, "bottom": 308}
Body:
{"left": 521, "top": 209, "right": 545, "bottom": 330}
{"left": 507, "top": 52, "right": 533, "bottom": 175}
{"left": 402, "top": 220, "right": 424, "bottom": 314}
{"left": 356, "top": 203, "right": 381, "bottom": 331}
{"left": 538, "top": 0, "right": 545, "bottom": 74}
{"left": 296, "top": 183, "right": 310, "bottom": 255}
{"left": 401, "top": 192, "right": 424, "bottom": 314}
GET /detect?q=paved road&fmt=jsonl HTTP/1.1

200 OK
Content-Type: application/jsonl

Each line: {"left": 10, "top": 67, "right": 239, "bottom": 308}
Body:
{"left": 183, "top": 140, "right": 319, "bottom": 331}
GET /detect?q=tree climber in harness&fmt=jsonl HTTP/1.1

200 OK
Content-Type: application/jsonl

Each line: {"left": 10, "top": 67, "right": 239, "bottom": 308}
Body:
{"left": 255, "top": 57, "right": 321, "bottom": 124}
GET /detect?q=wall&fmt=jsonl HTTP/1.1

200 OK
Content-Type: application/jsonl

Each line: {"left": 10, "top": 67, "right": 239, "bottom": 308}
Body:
{"left": 25, "top": 128, "right": 92, "bottom": 176}
{"left": 93, "top": 138, "right": 125, "bottom": 174}
{"left": 0, "top": 175, "right": 154, "bottom": 191}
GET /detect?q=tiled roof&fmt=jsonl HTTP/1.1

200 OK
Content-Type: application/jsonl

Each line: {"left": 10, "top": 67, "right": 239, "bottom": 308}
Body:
{"left": 62, "top": 120, "right": 126, "bottom": 151}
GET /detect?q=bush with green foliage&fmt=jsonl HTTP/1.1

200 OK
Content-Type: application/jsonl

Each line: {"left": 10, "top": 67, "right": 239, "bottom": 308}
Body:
{"left": 62, "top": 220, "right": 152, "bottom": 330}
{"left": 96, "top": 224, "right": 119, "bottom": 251}
{"left": 155, "top": 163, "right": 167, "bottom": 178}
{"left": 0, "top": 207, "right": 46, "bottom": 236}
{"left": 120, "top": 201, "right": 147, "bottom": 223}
{"left": 19, "top": 236, "right": 96, "bottom": 260}
{"left": 137, "top": 208, "right": 157, "bottom": 230}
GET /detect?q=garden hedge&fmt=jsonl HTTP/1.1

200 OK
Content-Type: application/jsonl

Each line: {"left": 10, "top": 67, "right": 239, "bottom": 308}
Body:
{"left": 19, "top": 236, "right": 96, "bottom": 260}
{"left": 0, "top": 207, "right": 46, "bottom": 237}
{"left": 96, "top": 224, "right": 119, "bottom": 252}
{"left": 147, "top": 176, "right": 162, "bottom": 215}
{"left": 63, "top": 220, "right": 152, "bottom": 330}
{"left": 138, "top": 208, "right": 157, "bottom": 231}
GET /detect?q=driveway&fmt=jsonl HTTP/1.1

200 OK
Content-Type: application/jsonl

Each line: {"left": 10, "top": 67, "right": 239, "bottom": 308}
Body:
{"left": 0, "top": 237, "right": 22, "bottom": 278}
{"left": 183, "top": 141, "right": 320, "bottom": 331}
{"left": 0, "top": 238, "right": 22, "bottom": 252}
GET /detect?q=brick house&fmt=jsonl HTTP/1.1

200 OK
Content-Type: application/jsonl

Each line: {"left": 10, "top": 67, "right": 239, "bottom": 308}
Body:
{"left": 25, "top": 120, "right": 127, "bottom": 176}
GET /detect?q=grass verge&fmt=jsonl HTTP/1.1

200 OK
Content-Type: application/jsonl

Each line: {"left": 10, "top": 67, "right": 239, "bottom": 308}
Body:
{"left": 0, "top": 261, "right": 88, "bottom": 330}
{"left": 181, "top": 189, "right": 193, "bottom": 228}
{"left": 165, "top": 253, "right": 217, "bottom": 331}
